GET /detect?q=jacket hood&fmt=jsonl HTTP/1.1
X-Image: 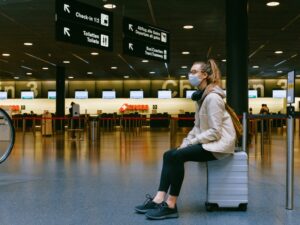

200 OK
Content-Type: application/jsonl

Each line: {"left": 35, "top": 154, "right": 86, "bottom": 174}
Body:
{"left": 200, "top": 85, "right": 225, "bottom": 102}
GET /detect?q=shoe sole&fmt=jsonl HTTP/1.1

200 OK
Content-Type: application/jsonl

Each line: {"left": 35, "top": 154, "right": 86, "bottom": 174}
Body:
{"left": 134, "top": 208, "right": 147, "bottom": 214}
{"left": 145, "top": 213, "right": 179, "bottom": 220}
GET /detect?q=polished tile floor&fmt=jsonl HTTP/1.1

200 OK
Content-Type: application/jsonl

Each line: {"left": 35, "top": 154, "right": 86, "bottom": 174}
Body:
{"left": 0, "top": 127, "right": 300, "bottom": 225}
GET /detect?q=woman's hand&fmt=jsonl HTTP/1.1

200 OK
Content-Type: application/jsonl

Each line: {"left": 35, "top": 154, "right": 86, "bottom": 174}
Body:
{"left": 177, "top": 139, "right": 192, "bottom": 150}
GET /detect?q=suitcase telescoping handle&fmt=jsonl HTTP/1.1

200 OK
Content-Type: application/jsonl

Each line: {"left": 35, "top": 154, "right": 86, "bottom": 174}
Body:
{"left": 242, "top": 112, "right": 247, "bottom": 153}
{"left": 235, "top": 112, "right": 247, "bottom": 153}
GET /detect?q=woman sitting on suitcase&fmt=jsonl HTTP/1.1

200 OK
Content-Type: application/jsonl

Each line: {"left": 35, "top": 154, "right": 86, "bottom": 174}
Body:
{"left": 135, "top": 59, "right": 236, "bottom": 220}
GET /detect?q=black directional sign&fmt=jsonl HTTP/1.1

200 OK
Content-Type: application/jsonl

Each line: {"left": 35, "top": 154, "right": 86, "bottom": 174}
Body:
{"left": 56, "top": 0, "right": 113, "bottom": 31}
{"left": 123, "top": 37, "right": 169, "bottom": 62}
{"left": 123, "top": 17, "right": 169, "bottom": 46}
{"left": 55, "top": 0, "right": 113, "bottom": 51}
{"left": 123, "top": 17, "right": 170, "bottom": 62}
{"left": 56, "top": 20, "right": 112, "bottom": 51}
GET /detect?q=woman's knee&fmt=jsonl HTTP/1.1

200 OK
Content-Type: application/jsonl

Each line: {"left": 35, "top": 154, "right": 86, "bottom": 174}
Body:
{"left": 163, "top": 149, "right": 176, "bottom": 161}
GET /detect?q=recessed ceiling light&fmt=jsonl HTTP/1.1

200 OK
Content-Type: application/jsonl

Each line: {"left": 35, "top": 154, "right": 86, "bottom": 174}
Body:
{"left": 252, "top": 65, "right": 259, "bottom": 68}
{"left": 181, "top": 75, "right": 186, "bottom": 78}
{"left": 277, "top": 70, "right": 283, "bottom": 73}
{"left": 275, "top": 50, "right": 283, "bottom": 54}
{"left": 266, "top": 1, "right": 280, "bottom": 7}
{"left": 124, "top": 76, "right": 129, "bottom": 79}
{"left": 91, "top": 52, "right": 99, "bottom": 55}
{"left": 181, "top": 66, "right": 188, "bottom": 69}
{"left": 182, "top": 51, "right": 190, "bottom": 55}
{"left": 142, "top": 60, "right": 149, "bottom": 63}
{"left": 87, "top": 72, "right": 93, "bottom": 75}
{"left": 104, "top": 4, "right": 116, "bottom": 9}
{"left": 42, "top": 67, "right": 49, "bottom": 70}
{"left": 2, "top": 53, "right": 10, "bottom": 57}
{"left": 111, "top": 66, "right": 117, "bottom": 69}
{"left": 183, "top": 25, "right": 194, "bottom": 29}
{"left": 63, "top": 60, "right": 70, "bottom": 64}
{"left": 68, "top": 76, "right": 74, "bottom": 79}
{"left": 26, "top": 72, "right": 32, "bottom": 75}
{"left": 222, "top": 59, "right": 226, "bottom": 62}
{"left": 149, "top": 71, "right": 155, "bottom": 74}
{"left": 24, "top": 42, "right": 33, "bottom": 46}
{"left": 14, "top": 76, "right": 19, "bottom": 79}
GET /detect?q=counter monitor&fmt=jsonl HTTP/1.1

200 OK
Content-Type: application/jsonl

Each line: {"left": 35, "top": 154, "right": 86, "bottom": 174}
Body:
{"left": 102, "top": 90, "right": 116, "bottom": 99}
{"left": 158, "top": 90, "right": 172, "bottom": 99}
{"left": 21, "top": 91, "right": 34, "bottom": 99}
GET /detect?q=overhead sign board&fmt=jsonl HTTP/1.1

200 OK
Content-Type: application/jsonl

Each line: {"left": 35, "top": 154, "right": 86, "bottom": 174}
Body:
{"left": 55, "top": 0, "right": 113, "bottom": 51}
{"left": 123, "top": 37, "right": 169, "bottom": 62}
{"left": 55, "top": 0, "right": 113, "bottom": 31}
{"left": 56, "top": 20, "right": 112, "bottom": 51}
{"left": 123, "top": 17, "right": 170, "bottom": 62}
{"left": 123, "top": 17, "right": 169, "bottom": 45}
{"left": 287, "top": 70, "right": 295, "bottom": 104}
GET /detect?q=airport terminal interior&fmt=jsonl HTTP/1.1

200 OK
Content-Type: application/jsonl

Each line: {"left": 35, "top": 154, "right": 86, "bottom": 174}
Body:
{"left": 1, "top": 0, "right": 300, "bottom": 224}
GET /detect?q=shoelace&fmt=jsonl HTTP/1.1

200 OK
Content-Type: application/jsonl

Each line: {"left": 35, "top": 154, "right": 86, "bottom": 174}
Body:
{"left": 143, "top": 194, "right": 153, "bottom": 205}
{"left": 156, "top": 201, "right": 168, "bottom": 209}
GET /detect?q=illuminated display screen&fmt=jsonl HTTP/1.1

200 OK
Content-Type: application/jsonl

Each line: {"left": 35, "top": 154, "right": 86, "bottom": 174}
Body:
{"left": 21, "top": 91, "right": 34, "bottom": 99}
{"left": 102, "top": 91, "right": 116, "bottom": 99}
{"left": 158, "top": 90, "right": 172, "bottom": 99}
{"left": 130, "top": 90, "right": 144, "bottom": 99}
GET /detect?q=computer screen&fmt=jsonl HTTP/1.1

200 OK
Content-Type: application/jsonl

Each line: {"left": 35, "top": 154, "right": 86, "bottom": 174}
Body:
{"left": 102, "top": 90, "right": 116, "bottom": 99}
{"left": 185, "top": 90, "right": 196, "bottom": 99}
{"left": 0, "top": 91, "right": 8, "bottom": 100}
{"left": 21, "top": 91, "right": 34, "bottom": 99}
{"left": 130, "top": 90, "right": 144, "bottom": 99}
{"left": 248, "top": 90, "right": 258, "bottom": 98}
{"left": 158, "top": 90, "right": 172, "bottom": 99}
{"left": 272, "top": 90, "right": 286, "bottom": 98}
{"left": 75, "top": 91, "right": 88, "bottom": 99}
{"left": 48, "top": 91, "right": 56, "bottom": 99}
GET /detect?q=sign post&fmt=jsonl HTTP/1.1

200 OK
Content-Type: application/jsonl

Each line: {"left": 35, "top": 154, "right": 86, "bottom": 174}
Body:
{"left": 286, "top": 70, "right": 295, "bottom": 210}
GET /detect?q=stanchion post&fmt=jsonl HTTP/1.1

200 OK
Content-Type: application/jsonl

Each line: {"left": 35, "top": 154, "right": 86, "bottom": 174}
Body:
{"left": 260, "top": 118, "right": 264, "bottom": 156}
{"left": 286, "top": 105, "right": 295, "bottom": 210}
{"left": 22, "top": 117, "right": 26, "bottom": 134}
{"left": 169, "top": 118, "right": 177, "bottom": 148}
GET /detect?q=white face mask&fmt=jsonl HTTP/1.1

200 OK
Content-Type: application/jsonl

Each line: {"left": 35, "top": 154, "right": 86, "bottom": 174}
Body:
{"left": 188, "top": 73, "right": 202, "bottom": 87}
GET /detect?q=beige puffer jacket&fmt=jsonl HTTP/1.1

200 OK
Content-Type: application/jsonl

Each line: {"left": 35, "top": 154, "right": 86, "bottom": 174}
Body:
{"left": 181, "top": 86, "right": 236, "bottom": 157}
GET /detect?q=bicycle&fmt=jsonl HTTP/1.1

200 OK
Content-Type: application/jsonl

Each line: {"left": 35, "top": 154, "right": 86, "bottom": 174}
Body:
{"left": 0, "top": 108, "right": 15, "bottom": 163}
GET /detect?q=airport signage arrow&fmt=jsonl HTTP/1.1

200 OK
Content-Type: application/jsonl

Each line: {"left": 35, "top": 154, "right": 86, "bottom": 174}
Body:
{"left": 56, "top": 20, "right": 113, "bottom": 51}
{"left": 123, "top": 17, "right": 169, "bottom": 46}
{"left": 123, "top": 37, "right": 169, "bottom": 62}
{"left": 123, "top": 17, "right": 170, "bottom": 62}
{"left": 56, "top": 0, "right": 113, "bottom": 31}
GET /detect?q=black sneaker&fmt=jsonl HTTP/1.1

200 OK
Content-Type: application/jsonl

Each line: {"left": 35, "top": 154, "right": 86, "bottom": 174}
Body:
{"left": 145, "top": 201, "right": 179, "bottom": 220}
{"left": 134, "top": 194, "right": 159, "bottom": 214}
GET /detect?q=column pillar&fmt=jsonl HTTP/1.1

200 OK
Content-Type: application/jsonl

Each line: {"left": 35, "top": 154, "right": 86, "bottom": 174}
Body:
{"left": 56, "top": 65, "right": 65, "bottom": 131}
{"left": 226, "top": 0, "right": 248, "bottom": 115}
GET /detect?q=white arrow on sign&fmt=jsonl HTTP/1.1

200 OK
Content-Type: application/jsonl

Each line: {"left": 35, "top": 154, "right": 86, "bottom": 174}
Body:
{"left": 129, "top": 24, "right": 133, "bottom": 31}
{"left": 64, "top": 27, "right": 70, "bottom": 36}
{"left": 64, "top": 4, "right": 70, "bottom": 13}
{"left": 129, "top": 43, "right": 134, "bottom": 50}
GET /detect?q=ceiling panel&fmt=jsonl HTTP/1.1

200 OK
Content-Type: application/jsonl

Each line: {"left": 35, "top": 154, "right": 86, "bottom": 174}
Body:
{"left": 0, "top": 0, "right": 299, "bottom": 81}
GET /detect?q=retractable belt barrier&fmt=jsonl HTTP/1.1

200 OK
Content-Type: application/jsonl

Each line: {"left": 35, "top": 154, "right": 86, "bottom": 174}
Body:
{"left": 11, "top": 114, "right": 300, "bottom": 144}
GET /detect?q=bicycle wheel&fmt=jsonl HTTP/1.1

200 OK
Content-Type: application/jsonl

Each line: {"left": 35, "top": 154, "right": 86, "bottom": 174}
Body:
{"left": 0, "top": 108, "right": 15, "bottom": 164}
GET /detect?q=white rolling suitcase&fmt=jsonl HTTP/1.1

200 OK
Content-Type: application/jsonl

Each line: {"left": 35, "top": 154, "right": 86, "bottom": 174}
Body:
{"left": 205, "top": 149, "right": 248, "bottom": 211}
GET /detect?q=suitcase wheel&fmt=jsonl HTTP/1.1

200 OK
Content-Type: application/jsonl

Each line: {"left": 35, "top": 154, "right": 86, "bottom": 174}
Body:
{"left": 238, "top": 203, "right": 247, "bottom": 211}
{"left": 205, "top": 202, "right": 219, "bottom": 212}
